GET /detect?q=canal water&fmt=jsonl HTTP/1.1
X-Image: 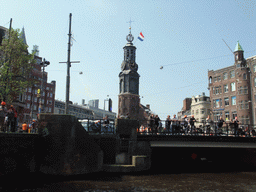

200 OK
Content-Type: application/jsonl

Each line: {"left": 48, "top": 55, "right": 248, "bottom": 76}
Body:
{"left": 2, "top": 147, "right": 256, "bottom": 191}
{"left": 6, "top": 171, "right": 256, "bottom": 191}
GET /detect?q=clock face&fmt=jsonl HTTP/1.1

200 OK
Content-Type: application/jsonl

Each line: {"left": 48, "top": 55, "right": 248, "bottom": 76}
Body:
{"left": 236, "top": 54, "right": 238, "bottom": 60}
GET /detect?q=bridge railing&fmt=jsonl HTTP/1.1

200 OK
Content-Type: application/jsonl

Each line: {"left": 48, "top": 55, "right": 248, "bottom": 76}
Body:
{"left": 137, "top": 119, "right": 256, "bottom": 137}
{"left": 79, "top": 119, "right": 116, "bottom": 135}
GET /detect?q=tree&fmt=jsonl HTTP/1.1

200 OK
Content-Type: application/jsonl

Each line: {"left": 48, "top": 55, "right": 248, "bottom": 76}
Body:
{"left": 0, "top": 28, "right": 35, "bottom": 104}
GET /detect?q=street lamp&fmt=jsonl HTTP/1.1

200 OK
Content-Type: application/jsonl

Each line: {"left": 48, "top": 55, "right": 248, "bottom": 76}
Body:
{"left": 38, "top": 58, "right": 50, "bottom": 114}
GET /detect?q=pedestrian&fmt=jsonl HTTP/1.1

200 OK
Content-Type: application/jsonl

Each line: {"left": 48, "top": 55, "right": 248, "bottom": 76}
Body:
{"left": 165, "top": 115, "right": 171, "bottom": 134}
{"left": 154, "top": 115, "right": 160, "bottom": 134}
{"left": 217, "top": 117, "right": 225, "bottom": 135}
{"left": 10, "top": 105, "right": 17, "bottom": 132}
{"left": 148, "top": 114, "right": 155, "bottom": 134}
{"left": 125, "top": 113, "right": 130, "bottom": 119}
{"left": 233, "top": 116, "right": 239, "bottom": 137}
{"left": 22, "top": 122, "right": 28, "bottom": 133}
{"left": 182, "top": 115, "right": 189, "bottom": 134}
{"left": 189, "top": 115, "right": 196, "bottom": 134}
{"left": 32, "top": 120, "right": 36, "bottom": 133}
{"left": 6, "top": 108, "right": 15, "bottom": 132}
{"left": 103, "top": 115, "right": 110, "bottom": 133}
{"left": 171, "top": 114, "right": 178, "bottom": 134}
{"left": 0, "top": 101, "right": 7, "bottom": 132}
{"left": 205, "top": 115, "right": 212, "bottom": 134}
{"left": 139, "top": 125, "right": 145, "bottom": 134}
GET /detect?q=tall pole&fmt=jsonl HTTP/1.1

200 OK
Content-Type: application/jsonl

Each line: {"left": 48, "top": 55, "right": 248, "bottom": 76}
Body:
{"left": 65, "top": 13, "right": 72, "bottom": 114}
{"left": 4, "top": 18, "right": 12, "bottom": 102}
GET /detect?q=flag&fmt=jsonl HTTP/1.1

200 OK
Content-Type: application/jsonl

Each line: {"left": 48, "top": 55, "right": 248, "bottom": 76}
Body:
{"left": 138, "top": 32, "right": 144, "bottom": 41}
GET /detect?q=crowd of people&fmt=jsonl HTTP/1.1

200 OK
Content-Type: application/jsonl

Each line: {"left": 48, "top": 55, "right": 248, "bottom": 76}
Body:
{"left": 138, "top": 114, "right": 253, "bottom": 137}
{"left": 89, "top": 115, "right": 112, "bottom": 133}
{"left": 0, "top": 102, "right": 37, "bottom": 133}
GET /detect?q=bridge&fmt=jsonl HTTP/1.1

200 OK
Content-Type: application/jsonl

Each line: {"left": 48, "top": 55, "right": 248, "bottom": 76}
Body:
{"left": 1, "top": 116, "right": 256, "bottom": 176}
{"left": 79, "top": 118, "right": 256, "bottom": 148}
{"left": 78, "top": 118, "right": 256, "bottom": 172}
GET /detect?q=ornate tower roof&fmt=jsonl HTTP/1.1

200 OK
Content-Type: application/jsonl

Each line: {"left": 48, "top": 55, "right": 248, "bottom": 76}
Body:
{"left": 234, "top": 41, "right": 243, "bottom": 52}
{"left": 20, "top": 27, "right": 27, "bottom": 45}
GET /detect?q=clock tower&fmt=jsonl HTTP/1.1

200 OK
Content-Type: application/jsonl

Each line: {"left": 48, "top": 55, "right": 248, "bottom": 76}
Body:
{"left": 118, "top": 27, "right": 140, "bottom": 119}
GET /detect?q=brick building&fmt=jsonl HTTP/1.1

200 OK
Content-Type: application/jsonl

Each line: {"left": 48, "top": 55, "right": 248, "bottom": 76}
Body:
{"left": 23, "top": 50, "right": 56, "bottom": 122}
{"left": 208, "top": 41, "right": 256, "bottom": 125}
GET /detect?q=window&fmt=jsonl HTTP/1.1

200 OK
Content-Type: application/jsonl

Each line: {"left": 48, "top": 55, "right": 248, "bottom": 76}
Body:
{"left": 231, "top": 82, "right": 236, "bottom": 91}
{"left": 254, "top": 65, "right": 256, "bottom": 72}
{"left": 50, "top": 93, "right": 53, "bottom": 98}
{"left": 214, "top": 77, "right": 217, "bottom": 82}
{"left": 238, "top": 86, "right": 248, "bottom": 95}
{"left": 231, "top": 96, "right": 236, "bottom": 105}
{"left": 232, "top": 111, "right": 237, "bottom": 120}
{"left": 34, "top": 97, "right": 37, "bottom": 102}
{"left": 245, "top": 100, "right": 249, "bottom": 109}
{"left": 254, "top": 77, "right": 256, "bottom": 87}
{"left": 239, "top": 100, "right": 244, "bottom": 110}
{"left": 212, "top": 87, "right": 215, "bottom": 95}
{"left": 243, "top": 73, "right": 247, "bottom": 80}
{"left": 224, "top": 97, "right": 229, "bottom": 106}
{"left": 223, "top": 72, "right": 228, "bottom": 80}
{"left": 28, "top": 87, "right": 32, "bottom": 93}
{"left": 217, "top": 76, "right": 221, "bottom": 81}
{"left": 26, "top": 103, "right": 30, "bottom": 109}
{"left": 230, "top": 70, "right": 235, "bottom": 78}
{"left": 28, "top": 95, "right": 31, "bottom": 101}
{"left": 33, "top": 105, "right": 37, "bottom": 111}
{"left": 244, "top": 86, "right": 248, "bottom": 94}
{"left": 225, "top": 112, "right": 230, "bottom": 121}
{"left": 200, "top": 108, "right": 205, "bottom": 114}
{"left": 192, "top": 110, "right": 194, "bottom": 115}
{"left": 215, "top": 99, "right": 222, "bottom": 108}
{"left": 196, "top": 109, "right": 199, "bottom": 115}
{"left": 215, "top": 86, "right": 222, "bottom": 94}
{"left": 224, "top": 84, "right": 228, "bottom": 93}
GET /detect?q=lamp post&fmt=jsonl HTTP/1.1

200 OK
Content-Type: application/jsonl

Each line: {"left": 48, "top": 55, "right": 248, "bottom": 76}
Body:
{"left": 38, "top": 58, "right": 50, "bottom": 114}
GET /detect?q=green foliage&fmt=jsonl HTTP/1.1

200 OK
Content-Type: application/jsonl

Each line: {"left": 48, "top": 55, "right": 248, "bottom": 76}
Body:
{"left": 0, "top": 28, "right": 35, "bottom": 103}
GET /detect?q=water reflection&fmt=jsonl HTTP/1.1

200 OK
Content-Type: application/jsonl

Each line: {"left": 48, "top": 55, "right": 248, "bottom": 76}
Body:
{"left": 31, "top": 172, "right": 256, "bottom": 192}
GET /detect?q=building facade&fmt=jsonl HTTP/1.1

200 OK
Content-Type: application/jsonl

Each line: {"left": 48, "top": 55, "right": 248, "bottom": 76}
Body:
{"left": 191, "top": 92, "right": 211, "bottom": 124}
{"left": 54, "top": 100, "right": 116, "bottom": 120}
{"left": 208, "top": 41, "right": 254, "bottom": 125}
{"left": 54, "top": 100, "right": 94, "bottom": 119}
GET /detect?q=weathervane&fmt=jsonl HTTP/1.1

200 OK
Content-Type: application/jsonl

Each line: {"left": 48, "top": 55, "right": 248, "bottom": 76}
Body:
{"left": 126, "top": 18, "right": 134, "bottom": 43}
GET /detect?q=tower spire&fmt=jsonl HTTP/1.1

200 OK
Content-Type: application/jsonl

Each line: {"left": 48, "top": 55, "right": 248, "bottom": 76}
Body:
{"left": 126, "top": 19, "right": 134, "bottom": 43}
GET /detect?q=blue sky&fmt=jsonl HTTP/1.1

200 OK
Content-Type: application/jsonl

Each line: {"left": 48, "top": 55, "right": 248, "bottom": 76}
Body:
{"left": 1, "top": 0, "right": 256, "bottom": 120}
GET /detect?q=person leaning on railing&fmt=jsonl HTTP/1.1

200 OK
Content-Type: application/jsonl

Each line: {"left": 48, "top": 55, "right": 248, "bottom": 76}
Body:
{"left": 165, "top": 115, "right": 171, "bottom": 133}
{"left": 232, "top": 117, "right": 239, "bottom": 136}
{"left": 217, "top": 117, "right": 225, "bottom": 135}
